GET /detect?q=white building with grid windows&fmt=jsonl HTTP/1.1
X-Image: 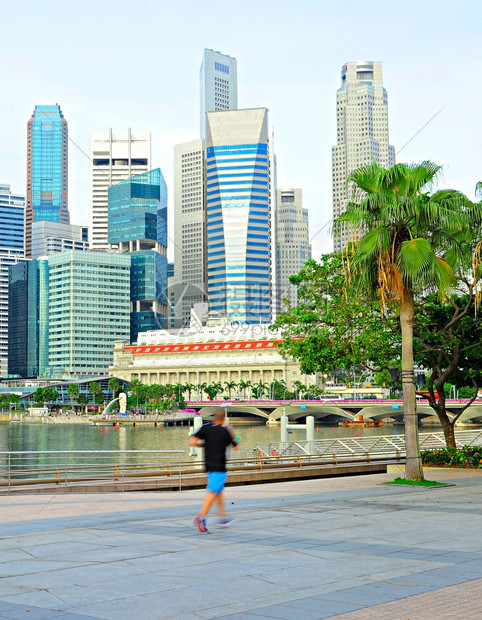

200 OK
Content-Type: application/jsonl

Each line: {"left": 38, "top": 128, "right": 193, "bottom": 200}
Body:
{"left": 47, "top": 250, "right": 130, "bottom": 379}
{"left": 89, "top": 129, "right": 151, "bottom": 252}
{"left": 275, "top": 188, "right": 311, "bottom": 314}
{"left": 172, "top": 139, "right": 206, "bottom": 327}
{"left": 332, "top": 61, "right": 395, "bottom": 252}
{"left": 199, "top": 49, "right": 238, "bottom": 138}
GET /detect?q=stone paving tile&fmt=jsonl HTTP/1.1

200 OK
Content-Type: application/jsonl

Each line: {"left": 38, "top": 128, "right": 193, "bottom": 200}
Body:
{"left": 325, "top": 577, "right": 482, "bottom": 619}
{"left": 0, "top": 470, "right": 481, "bottom": 619}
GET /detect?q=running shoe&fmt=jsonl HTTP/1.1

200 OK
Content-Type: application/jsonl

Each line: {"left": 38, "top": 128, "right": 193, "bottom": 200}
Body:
{"left": 193, "top": 516, "right": 210, "bottom": 533}
{"left": 215, "top": 517, "right": 234, "bottom": 527}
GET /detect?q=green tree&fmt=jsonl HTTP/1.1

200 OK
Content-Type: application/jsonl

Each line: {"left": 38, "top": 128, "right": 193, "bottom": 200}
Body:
{"left": 238, "top": 379, "right": 252, "bottom": 400}
{"left": 77, "top": 393, "right": 89, "bottom": 413}
{"left": 274, "top": 255, "right": 397, "bottom": 377}
{"left": 43, "top": 387, "right": 59, "bottom": 411}
{"left": 336, "top": 160, "right": 479, "bottom": 480}
{"left": 253, "top": 380, "right": 267, "bottom": 399}
{"left": 108, "top": 378, "right": 121, "bottom": 398}
{"left": 33, "top": 387, "right": 45, "bottom": 405}
{"left": 413, "top": 292, "right": 482, "bottom": 447}
{"left": 183, "top": 382, "right": 196, "bottom": 401}
{"left": 0, "top": 393, "right": 10, "bottom": 410}
{"left": 67, "top": 383, "right": 80, "bottom": 406}
{"left": 128, "top": 379, "right": 144, "bottom": 407}
{"left": 8, "top": 394, "right": 20, "bottom": 410}
{"left": 204, "top": 382, "right": 223, "bottom": 401}
{"left": 224, "top": 380, "right": 237, "bottom": 399}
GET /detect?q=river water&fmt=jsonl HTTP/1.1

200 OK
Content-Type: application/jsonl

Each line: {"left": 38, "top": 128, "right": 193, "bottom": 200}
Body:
{"left": 0, "top": 420, "right": 406, "bottom": 456}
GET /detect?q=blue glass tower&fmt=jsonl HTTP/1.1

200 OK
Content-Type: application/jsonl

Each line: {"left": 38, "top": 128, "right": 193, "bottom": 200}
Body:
{"left": 205, "top": 109, "right": 271, "bottom": 323}
{"left": 26, "top": 104, "right": 69, "bottom": 257}
{"left": 108, "top": 168, "right": 168, "bottom": 342}
{"left": 8, "top": 259, "right": 48, "bottom": 378}
{"left": 1, "top": 184, "right": 25, "bottom": 376}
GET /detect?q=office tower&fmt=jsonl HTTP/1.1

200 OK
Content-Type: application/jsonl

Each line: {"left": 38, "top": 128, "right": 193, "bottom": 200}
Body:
{"left": 173, "top": 139, "right": 206, "bottom": 327}
{"left": 108, "top": 168, "right": 168, "bottom": 342}
{"left": 275, "top": 188, "right": 311, "bottom": 312}
{"left": 31, "top": 221, "right": 88, "bottom": 259}
{"left": 0, "top": 184, "right": 25, "bottom": 376}
{"left": 47, "top": 250, "right": 130, "bottom": 378}
{"left": 205, "top": 108, "right": 272, "bottom": 323}
{"left": 332, "top": 62, "right": 395, "bottom": 252}
{"left": 200, "top": 49, "right": 238, "bottom": 138}
{"left": 26, "top": 104, "right": 69, "bottom": 258}
{"left": 8, "top": 259, "right": 48, "bottom": 378}
{"left": 89, "top": 129, "right": 151, "bottom": 251}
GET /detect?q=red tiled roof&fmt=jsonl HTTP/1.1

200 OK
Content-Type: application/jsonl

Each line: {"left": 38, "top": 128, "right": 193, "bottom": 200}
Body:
{"left": 124, "top": 339, "right": 283, "bottom": 354}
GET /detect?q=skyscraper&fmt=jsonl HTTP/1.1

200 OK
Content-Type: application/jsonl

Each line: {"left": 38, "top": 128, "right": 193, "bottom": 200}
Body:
{"left": 0, "top": 184, "right": 25, "bottom": 375}
{"left": 275, "top": 188, "right": 311, "bottom": 312}
{"left": 205, "top": 108, "right": 272, "bottom": 323}
{"left": 26, "top": 104, "right": 69, "bottom": 258}
{"left": 89, "top": 129, "right": 151, "bottom": 251}
{"left": 332, "top": 62, "right": 395, "bottom": 252}
{"left": 199, "top": 49, "right": 238, "bottom": 138}
{"left": 8, "top": 259, "right": 48, "bottom": 378}
{"left": 31, "top": 221, "right": 88, "bottom": 260}
{"left": 172, "top": 139, "right": 206, "bottom": 326}
{"left": 108, "top": 168, "right": 168, "bottom": 342}
{"left": 47, "top": 250, "right": 131, "bottom": 378}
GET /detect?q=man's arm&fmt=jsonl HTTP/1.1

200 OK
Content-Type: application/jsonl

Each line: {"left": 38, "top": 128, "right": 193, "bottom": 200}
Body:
{"left": 189, "top": 436, "right": 202, "bottom": 447}
{"left": 228, "top": 426, "right": 240, "bottom": 451}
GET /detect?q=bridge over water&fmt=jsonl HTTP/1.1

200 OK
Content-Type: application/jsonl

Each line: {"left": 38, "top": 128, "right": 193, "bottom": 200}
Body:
{"left": 186, "top": 399, "right": 482, "bottom": 425}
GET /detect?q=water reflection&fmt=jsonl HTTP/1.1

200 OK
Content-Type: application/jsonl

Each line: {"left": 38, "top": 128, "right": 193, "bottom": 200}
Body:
{"left": 0, "top": 420, "right": 421, "bottom": 456}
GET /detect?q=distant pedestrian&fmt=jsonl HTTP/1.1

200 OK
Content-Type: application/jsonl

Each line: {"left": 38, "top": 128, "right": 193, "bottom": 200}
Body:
{"left": 189, "top": 407, "right": 239, "bottom": 533}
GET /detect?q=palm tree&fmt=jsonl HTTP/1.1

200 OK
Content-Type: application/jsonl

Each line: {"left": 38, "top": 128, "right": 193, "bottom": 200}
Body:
{"left": 224, "top": 380, "right": 237, "bottom": 399}
{"left": 184, "top": 382, "right": 196, "bottom": 401}
{"left": 67, "top": 383, "right": 80, "bottom": 408}
{"left": 336, "top": 160, "right": 479, "bottom": 480}
{"left": 253, "top": 381, "right": 267, "bottom": 399}
{"left": 238, "top": 379, "right": 252, "bottom": 400}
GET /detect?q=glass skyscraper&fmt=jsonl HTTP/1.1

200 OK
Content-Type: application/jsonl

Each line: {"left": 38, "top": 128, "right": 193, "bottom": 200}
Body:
{"left": 0, "top": 184, "right": 25, "bottom": 376}
{"left": 8, "top": 259, "right": 48, "bottom": 378}
{"left": 205, "top": 109, "right": 272, "bottom": 324}
{"left": 26, "top": 104, "right": 69, "bottom": 258}
{"left": 108, "top": 168, "right": 168, "bottom": 342}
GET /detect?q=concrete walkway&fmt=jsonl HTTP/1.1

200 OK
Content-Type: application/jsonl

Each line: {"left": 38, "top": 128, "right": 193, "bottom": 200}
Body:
{"left": 1, "top": 468, "right": 481, "bottom": 619}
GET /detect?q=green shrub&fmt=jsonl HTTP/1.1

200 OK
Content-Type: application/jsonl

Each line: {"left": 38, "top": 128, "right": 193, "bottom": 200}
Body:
{"left": 421, "top": 445, "right": 482, "bottom": 469}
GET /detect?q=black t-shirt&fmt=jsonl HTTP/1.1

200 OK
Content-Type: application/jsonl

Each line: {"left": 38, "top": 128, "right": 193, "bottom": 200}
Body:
{"left": 194, "top": 422, "right": 238, "bottom": 472}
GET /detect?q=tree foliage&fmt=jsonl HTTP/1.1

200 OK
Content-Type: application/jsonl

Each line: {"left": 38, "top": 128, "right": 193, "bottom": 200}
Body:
{"left": 273, "top": 254, "right": 399, "bottom": 376}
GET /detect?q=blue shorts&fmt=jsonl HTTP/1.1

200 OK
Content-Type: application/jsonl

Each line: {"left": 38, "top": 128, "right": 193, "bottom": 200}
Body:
{"left": 206, "top": 472, "right": 227, "bottom": 494}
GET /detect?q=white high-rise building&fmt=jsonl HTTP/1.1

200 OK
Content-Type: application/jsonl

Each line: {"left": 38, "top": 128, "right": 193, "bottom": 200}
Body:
{"left": 275, "top": 188, "right": 311, "bottom": 313}
{"left": 89, "top": 129, "right": 151, "bottom": 251}
{"left": 31, "top": 221, "right": 88, "bottom": 260}
{"left": 332, "top": 61, "right": 395, "bottom": 252}
{"left": 199, "top": 49, "right": 238, "bottom": 138}
{"left": 172, "top": 139, "right": 206, "bottom": 327}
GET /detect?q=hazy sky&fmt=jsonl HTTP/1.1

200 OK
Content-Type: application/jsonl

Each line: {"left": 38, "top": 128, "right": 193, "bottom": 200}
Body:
{"left": 1, "top": 0, "right": 481, "bottom": 259}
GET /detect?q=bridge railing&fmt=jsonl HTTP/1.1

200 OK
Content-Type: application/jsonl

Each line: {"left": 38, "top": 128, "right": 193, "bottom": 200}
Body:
{"left": 251, "top": 429, "right": 482, "bottom": 461}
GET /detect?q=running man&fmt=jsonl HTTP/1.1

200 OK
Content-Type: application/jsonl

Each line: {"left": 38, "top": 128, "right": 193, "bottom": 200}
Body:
{"left": 189, "top": 408, "right": 239, "bottom": 533}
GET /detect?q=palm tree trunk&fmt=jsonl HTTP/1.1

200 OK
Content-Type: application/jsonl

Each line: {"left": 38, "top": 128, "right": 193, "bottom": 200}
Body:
{"left": 400, "top": 289, "right": 424, "bottom": 481}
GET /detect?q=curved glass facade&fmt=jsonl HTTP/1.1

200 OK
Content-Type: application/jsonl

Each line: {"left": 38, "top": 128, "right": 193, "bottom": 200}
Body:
{"left": 206, "top": 110, "right": 271, "bottom": 324}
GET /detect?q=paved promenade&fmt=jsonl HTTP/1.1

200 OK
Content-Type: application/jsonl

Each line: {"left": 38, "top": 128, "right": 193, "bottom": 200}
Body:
{"left": 1, "top": 468, "right": 481, "bottom": 619}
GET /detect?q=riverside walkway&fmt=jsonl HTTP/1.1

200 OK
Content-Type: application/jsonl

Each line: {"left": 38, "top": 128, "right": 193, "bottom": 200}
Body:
{"left": 1, "top": 468, "right": 482, "bottom": 619}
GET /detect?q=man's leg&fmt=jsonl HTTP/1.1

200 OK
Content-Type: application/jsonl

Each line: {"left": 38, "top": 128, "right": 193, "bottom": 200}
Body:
{"left": 215, "top": 489, "right": 227, "bottom": 520}
{"left": 198, "top": 490, "right": 218, "bottom": 518}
